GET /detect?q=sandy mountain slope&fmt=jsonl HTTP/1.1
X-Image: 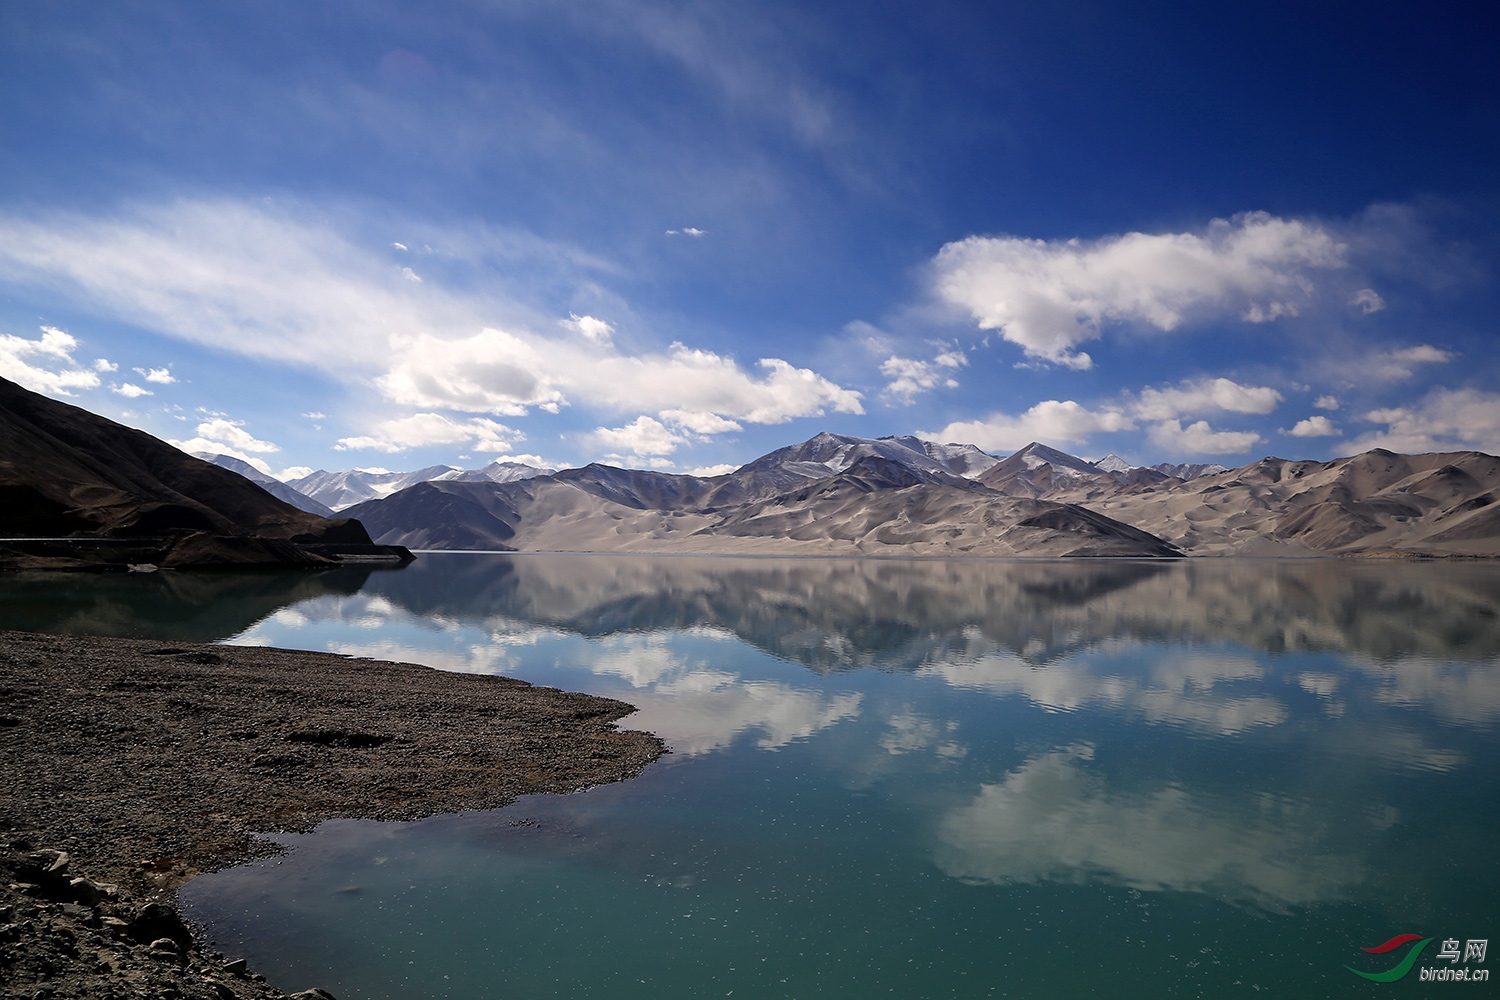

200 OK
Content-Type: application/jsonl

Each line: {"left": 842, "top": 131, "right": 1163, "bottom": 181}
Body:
{"left": 353, "top": 454, "right": 1180, "bottom": 557}
{"left": 0, "top": 376, "right": 368, "bottom": 545}
{"left": 1077, "top": 449, "right": 1500, "bottom": 556}
{"left": 979, "top": 442, "right": 1169, "bottom": 500}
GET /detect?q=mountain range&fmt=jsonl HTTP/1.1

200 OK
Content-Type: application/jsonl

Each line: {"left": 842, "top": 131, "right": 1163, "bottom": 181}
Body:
{"left": 7, "top": 375, "right": 1500, "bottom": 563}
{"left": 0, "top": 376, "right": 411, "bottom": 570}
{"left": 333, "top": 432, "right": 1500, "bottom": 558}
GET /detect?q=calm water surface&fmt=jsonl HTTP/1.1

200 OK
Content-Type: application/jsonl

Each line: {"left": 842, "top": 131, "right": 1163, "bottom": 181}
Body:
{"left": 4, "top": 554, "right": 1498, "bottom": 997}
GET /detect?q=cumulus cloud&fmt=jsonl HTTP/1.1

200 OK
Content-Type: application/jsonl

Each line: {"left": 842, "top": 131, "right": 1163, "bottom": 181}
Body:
{"left": 660, "top": 409, "right": 743, "bottom": 434}
{"left": 336, "top": 412, "right": 524, "bottom": 453}
{"left": 1314, "top": 395, "right": 1340, "bottom": 410}
{"left": 1286, "top": 415, "right": 1339, "bottom": 437}
{"left": 562, "top": 313, "right": 614, "bottom": 343}
{"left": 111, "top": 383, "right": 153, "bottom": 398}
{"left": 1349, "top": 388, "right": 1500, "bottom": 455}
{"left": 0, "top": 199, "right": 860, "bottom": 430}
{"left": 879, "top": 349, "right": 965, "bottom": 403}
{"left": 169, "top": 416, "right": 282, "bottom": 472}
{"left": 934, "top": 212, "right": 1346, "bottom": 368}
{"left": 921, "top": 400, "right": 1134, "bottom": 453}
{"left": 687, "top": 463, "right": 739, "bottom": 477}
{"left": 0, "top": 326, "right": 101, "bottom": 396}
{"left": 383, "top": 330, "right": 863, "bottom": 425}
{"left": 1133, "top": 377, "right": 1282, "bottom": 421}
{"left": 592, "top": 415, "right": 685, "bottom": 456}
{"left": 1349, "top": 288, "right": 1385, "bottom": 314}
{"left": 1149, "top": 419, "right": 1262, "bottom": 455}
{"left": 192, "top": 418, "right": 279, "bottom": 453}
{"left": 93, "top": 358, "right": 118, "bottom": 372}
{"left": 135, "top": 366, "right": 176, "bottom": 384}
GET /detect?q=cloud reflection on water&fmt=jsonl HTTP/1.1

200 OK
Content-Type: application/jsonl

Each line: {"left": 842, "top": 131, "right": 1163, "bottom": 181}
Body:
{"left": 934, "top": 746, "right": 1366, "bottom": 912}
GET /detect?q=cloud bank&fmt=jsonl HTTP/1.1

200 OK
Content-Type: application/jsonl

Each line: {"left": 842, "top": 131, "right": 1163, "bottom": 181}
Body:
{"left": 933, "top": 212, "right": 1347, "bottom": 368}
{"left": 0, "top": 199, "right": 861, "bottom": 443}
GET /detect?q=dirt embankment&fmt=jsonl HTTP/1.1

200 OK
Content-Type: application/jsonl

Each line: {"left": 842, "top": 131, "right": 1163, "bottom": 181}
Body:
{"left": 0, "top": 631, "right": 664, "bottom": 999}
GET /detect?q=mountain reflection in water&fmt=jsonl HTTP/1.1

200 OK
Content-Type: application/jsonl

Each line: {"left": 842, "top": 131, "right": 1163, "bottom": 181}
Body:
{"left": 30, "top": 553, "right": 1498, "bottom": 997}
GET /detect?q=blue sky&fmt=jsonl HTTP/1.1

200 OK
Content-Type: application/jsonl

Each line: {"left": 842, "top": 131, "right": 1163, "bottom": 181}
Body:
{"left": 2, "top": 0, "right": 1497, "bottom": 479}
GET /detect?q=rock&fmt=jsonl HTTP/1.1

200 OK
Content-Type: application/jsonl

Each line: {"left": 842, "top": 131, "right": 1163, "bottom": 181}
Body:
{"left": 46, "top": 850, "right": 70, "bottom": 875}
{"left": 223, "top": 957, "right": 248, "bottom": 975}
{"left": 59, "top": 902, "right": 99, "bottom": 926}
{"left": 286, "top": 990, "right": 339, "bottom": 1000}
{"left": 68, "top": 875, "right": 104, "bottom": 905}
{"left": 131, "top": 901, "right": 192, "bottom": 947}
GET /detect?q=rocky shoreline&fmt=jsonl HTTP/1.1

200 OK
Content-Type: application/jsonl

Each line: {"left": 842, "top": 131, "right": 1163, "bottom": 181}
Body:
{"left": 0, "top": 631, "right": 665, "bottom": 999}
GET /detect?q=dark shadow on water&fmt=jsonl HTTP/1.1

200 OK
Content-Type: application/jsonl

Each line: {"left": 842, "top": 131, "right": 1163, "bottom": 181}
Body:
{"left": 0, "top": 566, "right": 381, "bottom": 642}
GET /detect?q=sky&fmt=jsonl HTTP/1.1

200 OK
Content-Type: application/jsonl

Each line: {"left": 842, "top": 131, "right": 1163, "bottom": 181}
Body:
{"left": 1, "top": 0, "right": 1498, "bottom": 480}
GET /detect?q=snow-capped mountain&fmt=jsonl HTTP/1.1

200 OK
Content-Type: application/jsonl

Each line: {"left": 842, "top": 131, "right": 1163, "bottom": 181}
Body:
{"left": 194, "top": 453, "right": 337, "bottom": 517}
{"left": 736, "top": 431, "right": 1000, "bottom": 480}
{"left": 292, "top": 461, "right": 554, "bottom": 511}
{"left": 1151, "top": 461, "right": 1229, "bottom": 480}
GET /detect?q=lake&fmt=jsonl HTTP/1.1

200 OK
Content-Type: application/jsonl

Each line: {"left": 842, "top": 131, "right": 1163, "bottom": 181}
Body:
{"left": 4, "top": 554, "right": 1498, "bottom": 997}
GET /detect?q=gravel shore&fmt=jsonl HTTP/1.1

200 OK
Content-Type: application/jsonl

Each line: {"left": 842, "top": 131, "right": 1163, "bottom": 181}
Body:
{"left": 0, "top": 630, "right": 664, "bottom": 999}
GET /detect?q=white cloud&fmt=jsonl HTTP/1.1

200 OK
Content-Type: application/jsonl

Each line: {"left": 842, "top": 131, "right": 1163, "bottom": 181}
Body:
{"left": 879, "top": 349, "right": 966, "bottom": 404}
{"left": 1148, "top": 419, "right": 1262, "bottom": 455}
{"left": 1349, "top": 288, "right": 1385, "bottom": 314}
{"left": 687, "top": 463, "right": 739, "bottom": 477}
{"left": 660, "top": 409, "right": 743, "bottom": 434}
{"left": 1342, "top": 344, "right": 1454, "bottom": 383}
{"left": 666, "top": 227, "right": 707, "bottom": 237}
{"left": 592, "top": 415, "right": 685, "bottom": 456}
{"left": 170, "top": 417, "right": 282, "bottom": 473}
{"left": 383, "top": 331, "right": 863, "bottom": 424}
{"left": 93, "top": 358, "right": 117, "bottom": 372}
{"left": 278, "top": 465, "right": 314, "bottom": 481}
{"left": 0, "top": 326, "right": 101, "bottom": 396}
{"left": 1286, "top": 415, "right": 1339, "bottom": 437}
{"left": 336, "top": 412, "right": 524, "bottom": 453}
{"left": 188, "top": 418, "right": 279, "bottom": 453}
{"left": 1134, "top": 377, "right": 1282, "bottom": 421}
{"left": 392, "top": 242, "right": 408, "bottom": 251}
{"left": 1349, "top": 388, "right": 1500, "bottom": 455}
{"left": 1314, "top": 395, "right": 1340, "bottom": 410}
{"left": 135, "top": 366, "right": 176, "bottom": 384}
{"left": 562, "top": 313, "right": 614, "bottom": 343}
{"left": 400, "top": 267, "right": 422, "bottom": 283}
{"left": 302, "top": 411, "right": 326, "bottom": 419}
{"left": 921, "top": 400, "right": 1133, "bottom": 453}
{"left": 0, "top": 199, "right": 860, "bottom": 430}
{"left": 933, "top": 212, "right": 1346, "bottom": 368}
{"left": 111, "top": 382, "right": 153, "bottom": 398}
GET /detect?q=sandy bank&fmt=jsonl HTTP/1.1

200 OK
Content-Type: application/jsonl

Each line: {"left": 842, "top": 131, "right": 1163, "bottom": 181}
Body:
{"left": 0, "top": 630, "right": 664, "bottom": 999}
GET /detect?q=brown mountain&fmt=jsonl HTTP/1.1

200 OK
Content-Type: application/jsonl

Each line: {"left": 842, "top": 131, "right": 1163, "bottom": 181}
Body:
{"left": 349, "top": 452, "right": 1182, "bottom": 558}
{"left": 0, "top": 376, "right": 406, "bottom": 569}
{"left": 1053, "top": 448, "right": 1500, "bottom": 556}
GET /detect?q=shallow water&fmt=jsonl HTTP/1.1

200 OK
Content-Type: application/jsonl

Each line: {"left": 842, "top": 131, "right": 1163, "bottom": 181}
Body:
{"left": 7, "top": 554, "right": 1499, "bottom": 996}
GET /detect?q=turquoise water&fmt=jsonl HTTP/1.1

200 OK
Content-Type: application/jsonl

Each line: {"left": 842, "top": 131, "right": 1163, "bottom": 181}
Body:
{"left": 6, "top": 555, "right": 1498, "bottom": 996}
